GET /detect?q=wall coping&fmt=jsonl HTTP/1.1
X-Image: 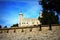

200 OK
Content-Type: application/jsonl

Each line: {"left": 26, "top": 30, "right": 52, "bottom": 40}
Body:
{"left": 0, "top": 24, "right": 60, "bottom": 30}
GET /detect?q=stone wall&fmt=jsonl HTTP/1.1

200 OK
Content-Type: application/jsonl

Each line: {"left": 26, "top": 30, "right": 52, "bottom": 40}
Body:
{"left": 0, "top": 25, "right": 60, "bottom": 40}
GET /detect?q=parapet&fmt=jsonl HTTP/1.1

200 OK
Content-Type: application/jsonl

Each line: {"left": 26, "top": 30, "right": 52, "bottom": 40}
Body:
{"left": 0, "top": 24, "right": 60, "bottom": 33}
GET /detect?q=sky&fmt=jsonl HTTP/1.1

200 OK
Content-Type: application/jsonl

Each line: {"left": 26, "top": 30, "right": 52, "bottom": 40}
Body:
{"left": 0, "top": 0, "right": 42, "bottom": 28}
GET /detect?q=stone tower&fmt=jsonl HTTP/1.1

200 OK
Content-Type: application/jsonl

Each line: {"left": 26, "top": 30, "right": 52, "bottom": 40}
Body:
{"left": 19, "top": 10, "right": 23, "bottom": 27}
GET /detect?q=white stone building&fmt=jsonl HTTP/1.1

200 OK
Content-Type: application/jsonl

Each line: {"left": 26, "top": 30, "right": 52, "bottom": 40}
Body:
{"left": 18, "top": 11, "right": 42, "bottom": 27}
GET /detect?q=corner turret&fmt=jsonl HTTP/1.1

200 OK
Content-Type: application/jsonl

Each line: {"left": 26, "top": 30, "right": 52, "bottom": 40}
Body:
{"left": 19, "top": 10, "right": 23, "bottom": 27}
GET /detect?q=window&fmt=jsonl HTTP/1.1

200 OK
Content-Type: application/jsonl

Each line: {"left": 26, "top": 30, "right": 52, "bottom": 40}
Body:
{"left": 22, "top": 23, "right": 23, "bottom": 24}
{"left": 32, "top": 22, "right": 34, "bottom": 24}
{"left": 22, "top": 22, "right": 25, "bottom": 24}
{"left": 19, "top": 23, "right": 21, "bottom": 24}
{"left": 37, "top": 22, "right": 38, "bottom": 24}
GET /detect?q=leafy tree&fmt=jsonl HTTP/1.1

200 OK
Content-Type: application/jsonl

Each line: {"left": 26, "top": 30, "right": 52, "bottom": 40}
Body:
{"left": 0, "top": 25, "right": 2, "bottom": 28}
{"left": 38, "top": 11, "right": 58, "bottom": 30}
{"left": 4, "top": 26, "right": 7, "bottom": 28}
{"left": 38, "top": 11, "right": 58, "bottom": 25}
{"left": 39, "top": 0, "right": 60, "bottom": 14}
{"left": 11, "top": 24, "right": 18, "bottom": 27}
{"left": 13, "top": 24, "right": 18, "bottom": 26}
{"left": 39, "top": 0, "right": 59, "bottom": 24}
{"left": 39, "top": 0, "right": 60, "bottom": 30}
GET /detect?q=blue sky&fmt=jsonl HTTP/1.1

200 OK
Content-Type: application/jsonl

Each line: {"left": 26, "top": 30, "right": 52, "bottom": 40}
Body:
{"left": 0, "top": 0, "right": 42, "bottom": 27}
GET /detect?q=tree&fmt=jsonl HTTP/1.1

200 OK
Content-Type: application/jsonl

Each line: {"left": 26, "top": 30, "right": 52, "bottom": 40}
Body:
{"left": 4, "top": 26, "right": 7, "bottom": 28}
{"left": 11, "top": 24, "right": 18, "bottom": 27}
{"left": 38, "top": 11, "right": 58, "bottom": 25}
{"left": 39, "top": 0, "right": 60, "bottom": 24}
{"left": 38, "top": 11, "right": 59, "bottom": 30}
{"left": 0, "top": 25, "right": 2, "bottom": 28}
{"left": 39, "top": 0, "right": 60, "bottom": 14}
{"left": 39, "top": 0, "right": 60, "bottom": 30}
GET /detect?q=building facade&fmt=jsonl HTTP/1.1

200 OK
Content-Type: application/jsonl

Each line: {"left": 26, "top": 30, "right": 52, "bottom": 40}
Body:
{"left": 18, "top": 11, "right": 42, "bottom": 27}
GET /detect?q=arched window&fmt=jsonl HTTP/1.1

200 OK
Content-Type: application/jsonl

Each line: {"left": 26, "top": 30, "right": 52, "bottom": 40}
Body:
{"left": 37, "top": 22, "right": 38, "bottom": 24}
{"left": 27, "top": 22, "right": 28, "bottom": 24}
{"left": 22, "top": 22, "right": 25, "bottom": 24}
{"left": 32, "top": 22, "right": 34, "bottom": 24}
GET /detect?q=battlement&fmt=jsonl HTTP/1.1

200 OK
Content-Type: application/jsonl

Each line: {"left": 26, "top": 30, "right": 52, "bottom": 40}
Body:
{"left": 0, "top": 24, "right": 60, "bottom": 40}
{"left": 0, "top": 24, "right": 60, "bottom": 33}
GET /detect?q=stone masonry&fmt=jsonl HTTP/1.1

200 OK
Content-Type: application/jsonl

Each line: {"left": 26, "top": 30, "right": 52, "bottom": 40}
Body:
{"left": 0, "top": 25, "right": 60, "bottom": 40}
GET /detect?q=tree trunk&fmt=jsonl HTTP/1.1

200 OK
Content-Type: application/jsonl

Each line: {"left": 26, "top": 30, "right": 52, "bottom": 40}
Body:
{"left": 49, "top": 24, "right": 52, "bottom": 30}
{"left": 39, "top": 25, "right": 42, "bottom": 31}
